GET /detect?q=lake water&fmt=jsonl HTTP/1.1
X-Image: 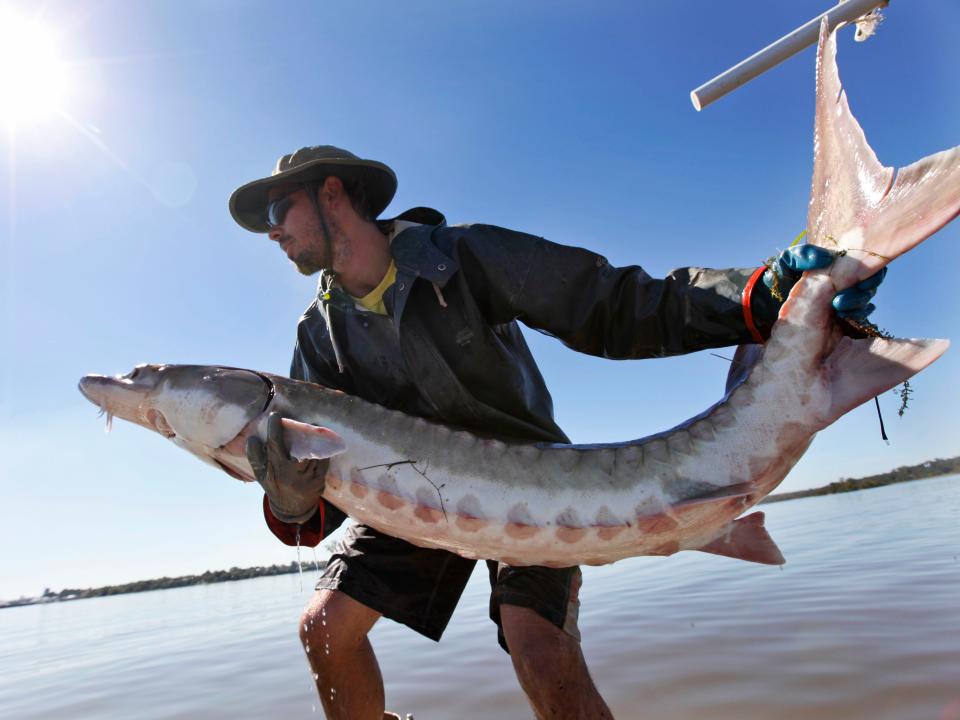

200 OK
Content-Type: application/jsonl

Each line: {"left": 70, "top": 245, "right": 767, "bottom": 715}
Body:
{"left": 2, "top": 476, "right": 958, "bottom": 720}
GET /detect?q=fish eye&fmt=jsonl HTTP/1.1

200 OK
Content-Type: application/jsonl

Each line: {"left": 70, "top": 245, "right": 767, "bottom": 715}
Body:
{"left": 127, "top": 364, "right": 150, "bottom": 381}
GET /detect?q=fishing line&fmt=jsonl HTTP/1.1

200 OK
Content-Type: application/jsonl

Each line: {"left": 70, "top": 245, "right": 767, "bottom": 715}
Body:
{"left": 836, "top": 247, "right": 892, "bottom": 262}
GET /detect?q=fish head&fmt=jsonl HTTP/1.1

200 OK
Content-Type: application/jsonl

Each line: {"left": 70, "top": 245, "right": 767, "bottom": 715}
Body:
{"left": 79, "top": 364, "right": 273, "bottom": 480}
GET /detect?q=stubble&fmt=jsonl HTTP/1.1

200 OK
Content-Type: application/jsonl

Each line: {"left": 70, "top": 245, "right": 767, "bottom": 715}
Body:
{"left": 293, "top": 204, "right": 349, "bottom": 276}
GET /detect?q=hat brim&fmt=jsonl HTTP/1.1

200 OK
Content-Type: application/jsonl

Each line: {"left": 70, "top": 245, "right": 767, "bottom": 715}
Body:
{"left": 229, "top": 157, "right": 397, "bottom": 233}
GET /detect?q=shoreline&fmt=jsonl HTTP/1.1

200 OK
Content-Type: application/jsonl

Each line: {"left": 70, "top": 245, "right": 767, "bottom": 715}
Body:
{"left": 1, "top": 560, "right": 325, "bottom": 610}
{"left": 760, "top": 456, "right": 958, "bottom": 504}
{"left": 6, "top": 456, "right": 957, "bottom": 609}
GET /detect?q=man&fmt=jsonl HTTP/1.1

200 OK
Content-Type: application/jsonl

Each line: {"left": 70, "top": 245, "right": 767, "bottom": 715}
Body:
{"left": 229, "top": 146, "right": 881, "bottom": 720}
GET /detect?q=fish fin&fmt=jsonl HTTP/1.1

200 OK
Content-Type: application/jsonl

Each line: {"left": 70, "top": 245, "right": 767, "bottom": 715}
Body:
{"left": 824, "top": 336, "right": 949, "bottom": 422}
{"left": 808, "top": 19, "right": 893, "bottom": 262}
{"left": 696, "top": 511, "right": 785, "bottom": 566}
{"left": 280, "top": 418, "right": 347, "bottom": 461}
{"left": 637, "top": 485, "right": 755, "bottom": 535}
{"left": 809, "top": 21, "right": 960, "bottom": 288}
{"left": 674, "top": 481, "right": 756, "bottom": 509}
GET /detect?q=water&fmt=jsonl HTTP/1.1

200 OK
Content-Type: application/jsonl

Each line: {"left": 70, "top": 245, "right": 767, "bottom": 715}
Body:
{"left": 2, "top": 477, "right": 958, "bottom": 720}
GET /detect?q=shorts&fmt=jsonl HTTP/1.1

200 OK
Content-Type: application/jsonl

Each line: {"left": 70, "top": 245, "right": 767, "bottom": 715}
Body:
{"left": 315, "top": 522, "right": 582, "bottom": 653}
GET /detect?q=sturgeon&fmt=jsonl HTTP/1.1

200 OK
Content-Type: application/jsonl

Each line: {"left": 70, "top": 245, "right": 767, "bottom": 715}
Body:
{"left": 79, "top": 24, "right": 958, "bottom": 568}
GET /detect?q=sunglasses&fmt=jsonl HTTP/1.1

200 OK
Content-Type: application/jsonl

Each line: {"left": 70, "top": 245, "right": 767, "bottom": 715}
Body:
{"left": 266, "top": 190, "right": 299, "bottom": 229}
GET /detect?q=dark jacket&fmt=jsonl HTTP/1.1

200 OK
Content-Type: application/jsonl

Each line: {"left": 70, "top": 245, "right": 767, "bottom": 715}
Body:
{"left": 266, "top": 207, "right": 776, "bottom": 545}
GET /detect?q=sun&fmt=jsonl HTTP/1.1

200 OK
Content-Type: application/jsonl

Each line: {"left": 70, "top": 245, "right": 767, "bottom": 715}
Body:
{"left": 0, "top": 10, "right": 71, "bottom": 127}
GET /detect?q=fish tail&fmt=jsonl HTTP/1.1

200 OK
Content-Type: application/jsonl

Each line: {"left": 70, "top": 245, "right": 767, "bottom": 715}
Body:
{"left": 808, "top": 21, "right": 960, "bottom": 290}
{"left": 831, "top": 143, "right": 960, "bottom": 290}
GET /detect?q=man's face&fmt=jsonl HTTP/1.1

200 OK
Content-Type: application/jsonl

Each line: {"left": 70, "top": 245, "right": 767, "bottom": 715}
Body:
{"left": 266, "top": 184, "right": 333, "bottom": 275}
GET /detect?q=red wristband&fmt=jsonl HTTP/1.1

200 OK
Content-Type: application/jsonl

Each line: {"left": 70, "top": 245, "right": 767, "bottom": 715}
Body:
{"left": 741, "top": 265, "right": 767, "bottom": 344}
{"left": 262, "top": 494, "right": 325, "bottom": 547}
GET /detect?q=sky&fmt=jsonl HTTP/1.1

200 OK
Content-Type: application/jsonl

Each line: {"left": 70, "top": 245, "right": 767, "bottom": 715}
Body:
{"left": 2, "top": 0, "right": 958, "bottom": 599}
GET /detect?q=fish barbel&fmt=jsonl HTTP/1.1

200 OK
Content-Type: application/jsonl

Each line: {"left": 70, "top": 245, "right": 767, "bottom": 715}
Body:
{"left": 79, "top": 23, "right": 957, "bottom": 568}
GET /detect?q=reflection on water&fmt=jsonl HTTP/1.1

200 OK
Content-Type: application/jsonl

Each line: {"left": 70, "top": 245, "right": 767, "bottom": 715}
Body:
{"left": 2, "top": 476, "right": 958, "bottom": 720}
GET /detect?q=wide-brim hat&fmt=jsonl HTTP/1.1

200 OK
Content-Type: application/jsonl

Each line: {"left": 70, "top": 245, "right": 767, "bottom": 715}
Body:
{"left": 229, "top": 145, "right": 397, "bottom": 233}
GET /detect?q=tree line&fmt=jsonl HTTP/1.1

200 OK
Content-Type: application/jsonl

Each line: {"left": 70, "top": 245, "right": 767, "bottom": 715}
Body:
{"left": 762, "top": 455, "right": 960, "bottom": 504}
{"left": 2, "top": 560, "right": 324, "bottom": 608}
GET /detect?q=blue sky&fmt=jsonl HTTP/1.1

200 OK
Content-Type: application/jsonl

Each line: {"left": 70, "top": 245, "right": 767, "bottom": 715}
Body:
{"left": 2, "top": 0, "right": 958, "bottom": 598}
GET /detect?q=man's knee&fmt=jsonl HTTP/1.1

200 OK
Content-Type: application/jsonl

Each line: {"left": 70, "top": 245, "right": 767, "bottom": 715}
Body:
{"left": 501, "top": 604, "right": 571, "bottom": 654}
{"left": 492, "top": 564, "right": 582, "bottom": 655}
{"left": 300, "top": 588, "right": 380, "bottom": 655}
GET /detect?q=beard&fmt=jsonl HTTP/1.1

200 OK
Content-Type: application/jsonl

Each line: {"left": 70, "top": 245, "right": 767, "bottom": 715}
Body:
{"left": 277, "top": 239, "right": 325, "bottom": 276}
{"left": 288, "top": 203, "right": 342, "bottom": 276}
{"left": 294, "top": 253, "right": 326, "bottom": 276}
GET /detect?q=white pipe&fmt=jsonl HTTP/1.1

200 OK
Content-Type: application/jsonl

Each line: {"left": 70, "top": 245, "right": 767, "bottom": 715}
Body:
{"left": 690, "top": 0, "right": 890, "bottom": 111}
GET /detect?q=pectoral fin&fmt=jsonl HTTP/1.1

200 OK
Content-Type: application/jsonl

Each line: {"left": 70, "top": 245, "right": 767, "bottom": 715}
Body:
{"left": 696, "top": 511, "right": 785, "bottom": 565}
{"left": 280, "top": 418, "right": 347, "bottom": 461}
{"left": 675, "top": 481, "right": 756, "bottom": 509}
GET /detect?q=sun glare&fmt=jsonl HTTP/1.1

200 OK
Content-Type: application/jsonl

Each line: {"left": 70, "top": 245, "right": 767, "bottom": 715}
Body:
{"left": 0, "top": 10, "right": 71, "bottom": 127}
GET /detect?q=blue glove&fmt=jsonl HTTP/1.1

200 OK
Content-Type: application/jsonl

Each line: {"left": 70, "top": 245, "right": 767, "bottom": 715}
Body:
{"left": 764, "top": 245, "right": 886, "bottom": 321}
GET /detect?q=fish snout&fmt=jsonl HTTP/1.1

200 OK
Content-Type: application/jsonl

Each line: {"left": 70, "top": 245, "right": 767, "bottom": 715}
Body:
{"left": 78, "top": 374, "right": 107, "bottom": 405}
{"left": 78, "top": 371, "right": 157, "bottom": 429}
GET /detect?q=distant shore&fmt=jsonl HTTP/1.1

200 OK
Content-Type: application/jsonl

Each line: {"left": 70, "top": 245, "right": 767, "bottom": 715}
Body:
{"left": 5, "top": 456, "right": 957, "bottom": 609}
{"left": 1, "top": 560, "right": 325, "bottom": 610}
{"left": 760, "top": 455, "right": 959, "bottom": 504}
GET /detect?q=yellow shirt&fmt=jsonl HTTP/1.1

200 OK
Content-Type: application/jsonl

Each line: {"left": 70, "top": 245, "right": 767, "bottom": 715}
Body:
{"left": 349, "top": 220, "right": 421, "bottom": 315}
{"left": 353, "top": 261, "right": 397, "bottom": 315}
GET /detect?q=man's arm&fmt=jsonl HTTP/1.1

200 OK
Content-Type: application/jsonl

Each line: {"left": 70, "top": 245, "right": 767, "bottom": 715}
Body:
{"left": 258, "top": 307, "right": 351, "bottom": 547}
{"left": 454, "top": 225, "right": 775, "bottom": 357}
{"left": 250, "top": 413, "right": 349, "bottom": 547}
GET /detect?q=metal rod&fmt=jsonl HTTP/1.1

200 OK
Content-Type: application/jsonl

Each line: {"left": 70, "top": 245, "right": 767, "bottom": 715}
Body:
{"left": 690, "top": 0, "right": 890, "bottom": 111}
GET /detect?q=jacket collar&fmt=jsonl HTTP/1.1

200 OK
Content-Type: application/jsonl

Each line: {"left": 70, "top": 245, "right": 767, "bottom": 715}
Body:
{"left": 378, "top": 207, "right": 455, "bottom": 284}
{"left": 316, "top": 207, "right": 454, "bottom": 306}
{"left": 379, "top": 206, "right": 445, "bottom": 228}
{"left": 390, "top": 222, "right": 457, "bottom": 286}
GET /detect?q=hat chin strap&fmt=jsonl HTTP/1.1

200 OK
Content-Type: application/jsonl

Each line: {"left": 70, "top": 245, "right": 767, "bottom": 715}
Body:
{"left": 305, "top": 182, "right": 337, "bottom": 275}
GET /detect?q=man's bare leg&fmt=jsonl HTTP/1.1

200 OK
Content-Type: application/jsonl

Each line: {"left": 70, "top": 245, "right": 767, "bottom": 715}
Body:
{"left": 501, "top": 605, "right": 614, "bottom": 720}
{"left": 301, "top": 589, "right": 392, "bottom": 720}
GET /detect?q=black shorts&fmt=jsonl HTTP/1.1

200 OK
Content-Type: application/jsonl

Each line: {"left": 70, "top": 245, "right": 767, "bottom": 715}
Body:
{"left": 315, "top": 522, "right": 582, "bottom": 653}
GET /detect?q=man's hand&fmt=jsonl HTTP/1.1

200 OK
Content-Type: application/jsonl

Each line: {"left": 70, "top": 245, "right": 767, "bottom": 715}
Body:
{"left": 764, "top": 244, "right": 886, "bottom": 321}
{"left": 246, "top": 412, "right": 329, "bottom": 524}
